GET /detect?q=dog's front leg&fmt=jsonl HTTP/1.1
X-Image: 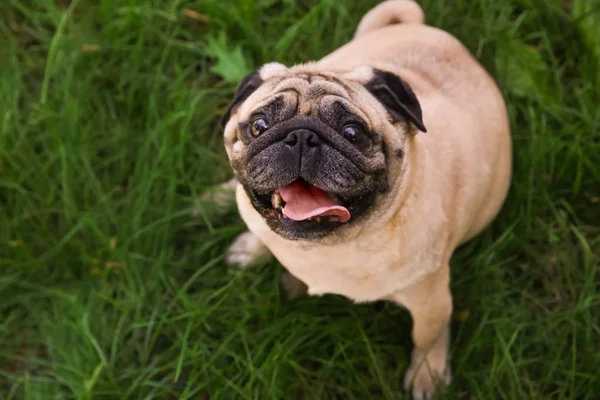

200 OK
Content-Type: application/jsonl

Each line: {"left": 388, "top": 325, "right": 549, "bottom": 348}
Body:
{"left": 390, "top": 266, "right": 453, "bottom": 400}
{"left": 198, "top": 178, "right": 273, "bottom": 268}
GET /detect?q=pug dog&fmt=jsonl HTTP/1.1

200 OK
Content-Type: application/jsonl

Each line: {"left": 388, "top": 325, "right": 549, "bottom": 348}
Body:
{"left": 212, "top": 0, "right": 512, "bottom": 398}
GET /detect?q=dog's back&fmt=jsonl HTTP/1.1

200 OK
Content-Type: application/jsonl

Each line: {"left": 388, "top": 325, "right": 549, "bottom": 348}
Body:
{"left": 321, "top": 0, "right": 512, "bottom": 246}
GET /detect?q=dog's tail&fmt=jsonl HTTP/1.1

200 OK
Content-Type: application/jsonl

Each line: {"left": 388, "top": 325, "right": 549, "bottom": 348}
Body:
{"left": 354, "top": 0, "right": 425, "bottom": 39}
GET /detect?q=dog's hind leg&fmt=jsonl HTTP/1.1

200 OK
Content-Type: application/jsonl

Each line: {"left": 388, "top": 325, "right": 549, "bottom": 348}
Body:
{"left": 195, "top": 178, "right": 238, "bottom": 218}
{"left": 226, "top": 231, "right": 273, "bottom": 269}
{"left": 198, "top": 178, "right": 273, "bottom": 268}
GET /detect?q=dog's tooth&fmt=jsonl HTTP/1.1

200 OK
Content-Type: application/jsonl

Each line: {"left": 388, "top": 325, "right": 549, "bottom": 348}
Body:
{"left": 315, "top": 216, "right": 321, "bottom": 223}
{"left": 271, "top": 192, "right": 283, "bottom": 209}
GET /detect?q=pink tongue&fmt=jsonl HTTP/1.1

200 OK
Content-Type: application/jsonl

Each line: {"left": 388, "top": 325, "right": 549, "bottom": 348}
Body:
{"left": 278, "top": 181, "right": 351, "bottom": 223}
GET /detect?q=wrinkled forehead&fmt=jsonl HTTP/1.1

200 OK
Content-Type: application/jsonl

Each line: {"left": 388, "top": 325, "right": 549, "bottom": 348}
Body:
{"left": 238, "top": 70, "right": 374, "bottom": 127}
{"left": 273, "top": 73, "right": 352, "bottom": 99}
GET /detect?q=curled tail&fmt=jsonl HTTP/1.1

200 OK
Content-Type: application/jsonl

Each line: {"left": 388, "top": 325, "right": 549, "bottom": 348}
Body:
{"left": 354, "top": 0, "right": 425, "bottom": 39}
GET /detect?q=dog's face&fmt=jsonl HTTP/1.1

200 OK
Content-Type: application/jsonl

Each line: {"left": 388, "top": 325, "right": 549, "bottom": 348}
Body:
{"left": 222, "top": 63, "right": 426, "bottom": 240}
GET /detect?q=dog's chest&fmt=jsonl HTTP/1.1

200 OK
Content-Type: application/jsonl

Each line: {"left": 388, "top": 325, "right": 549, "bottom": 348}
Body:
{"left": 262, "top": 230, "right": 426, "bottom": 302}
{"left": 237, "top": 187, "right": 436, "bottom": 302}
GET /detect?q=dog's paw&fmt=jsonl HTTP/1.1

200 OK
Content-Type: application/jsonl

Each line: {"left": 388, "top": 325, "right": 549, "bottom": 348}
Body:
{"left": 194, "top": 178, "right": 238, "bottom": 218}
{"left": 403, "top": 354, "right": 451, "bottom": 400}
{"left": 226, "top": 231, "right": 272, "bottom": 268}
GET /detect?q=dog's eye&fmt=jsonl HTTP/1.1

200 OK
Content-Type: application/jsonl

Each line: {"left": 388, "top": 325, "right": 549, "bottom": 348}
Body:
{"left": 342, "top": 124, "right": 361, "bottom": 143}
{"left": 251, "top": 117, "right": 269, "bottom": 137}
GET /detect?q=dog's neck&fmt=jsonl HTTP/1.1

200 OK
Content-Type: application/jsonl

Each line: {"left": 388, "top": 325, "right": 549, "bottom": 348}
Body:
{"left": 369, "top": 133, "right": 419, "bottom": 230}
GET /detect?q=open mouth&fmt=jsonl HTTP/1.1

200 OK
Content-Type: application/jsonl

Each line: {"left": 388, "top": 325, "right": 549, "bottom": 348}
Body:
{"left": 245, "top": 177, "right": 379, "bottom": 239}
{"left": 265, "top": 180, "right": 351, "bottom": 224}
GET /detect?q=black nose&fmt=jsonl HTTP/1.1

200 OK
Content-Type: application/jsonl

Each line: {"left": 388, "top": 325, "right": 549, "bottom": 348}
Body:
{"left": 282, "top": 129, "right": 322, "bottom": 171}
{"left": 283, "top": 129, "right": 321, "bottom": 149}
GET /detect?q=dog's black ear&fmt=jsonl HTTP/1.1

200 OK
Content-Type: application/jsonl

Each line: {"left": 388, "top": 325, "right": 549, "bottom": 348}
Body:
{"left": 221, "top": 70, "right": 264, "bottom": 128}
{"left": 364, "top": 69, "right": 427, "bottom": 132}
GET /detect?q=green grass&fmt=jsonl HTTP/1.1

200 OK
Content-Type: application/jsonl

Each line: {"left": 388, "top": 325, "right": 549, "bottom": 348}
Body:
{"left": 1, "top": 0, "right": 599, "bottom": 398}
